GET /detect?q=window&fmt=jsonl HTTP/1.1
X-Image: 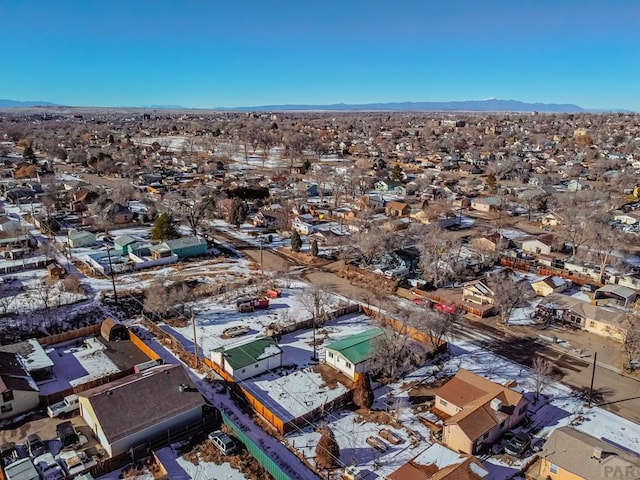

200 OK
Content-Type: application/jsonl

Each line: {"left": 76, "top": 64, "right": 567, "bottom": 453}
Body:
{"left": 0, "top": 404, "right": 12, "bottom": 414}
{"left": 241, "top": 368, "right": 246, "bottom": 373}
{"left": 550, "top": 463, "right": 558, "bottom": 474}
{"left": 483, "top": 432, "right": 489, "bottom": 439}
{"left": 440, "top": 399, "right": 448, "bottom": 407}
{"left": 589, "top": 321, "right": 596, "bottom": 328}
{"left": 2, "top": 391, "right": 13, "bottom": 403}
{"left": 345, "top": 362, "right": 352, "bottom": 369}
{"left": 255, "top": 364, "right": 259, "bottom": 368}
{"left": 328, "top": 352, "right": 334, "bottom": 358}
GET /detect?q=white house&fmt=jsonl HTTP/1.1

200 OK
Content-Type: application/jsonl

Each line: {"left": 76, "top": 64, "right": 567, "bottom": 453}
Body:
{"left": 292, "top": 218, "right": 314, "bottom": 236}
{"left": 470, "top": 196, "right": 501, "bottom": 212}
{"left": 0, "top": 351, "right": 40, "bottom": 420}
{"left": 324, "top": 328, "right": 384, "bottom": 381}
{"left": 211, "top": 337, "right": 282, "bottom": 382}
{"left": 68, "top": 230, "right": 96, "bottom": 248}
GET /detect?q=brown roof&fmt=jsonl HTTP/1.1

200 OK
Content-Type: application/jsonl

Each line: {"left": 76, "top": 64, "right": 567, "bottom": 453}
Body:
{"left": 386, "top": 201, "right": 409, "bottom": 210}
{"left": 436, "top": 369, "right": 525, "bottom": 439}
{"left": 539, "top": 427, "right": 640, "bottom": 480}
{"left": 78, "top": 364, "right": 205, "bottom": 444}
{"left": 387, "top": 444, "right": 488, "bottom": 480}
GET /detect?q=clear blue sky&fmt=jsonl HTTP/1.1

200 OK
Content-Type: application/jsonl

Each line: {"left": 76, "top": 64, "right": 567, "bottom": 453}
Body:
{"left": 1, "top": 0, "right": 638, "bottom": 110}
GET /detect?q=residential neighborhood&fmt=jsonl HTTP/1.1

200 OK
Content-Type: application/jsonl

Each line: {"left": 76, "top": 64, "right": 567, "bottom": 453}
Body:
{"left": 1, "top": 106, "right": 640, "bottom": 480}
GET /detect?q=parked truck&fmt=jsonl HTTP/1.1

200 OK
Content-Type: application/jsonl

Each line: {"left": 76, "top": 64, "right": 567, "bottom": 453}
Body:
{"left": 46, "top": 394, "right": 79, "bottom": 418}
{"left": 236, "top": 297, "right": 269, "bottom": 312}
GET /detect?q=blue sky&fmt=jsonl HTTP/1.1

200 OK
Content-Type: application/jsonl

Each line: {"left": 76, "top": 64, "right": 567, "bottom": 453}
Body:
{"left": 1, "top": 0, "right": 638, "bottom": 110}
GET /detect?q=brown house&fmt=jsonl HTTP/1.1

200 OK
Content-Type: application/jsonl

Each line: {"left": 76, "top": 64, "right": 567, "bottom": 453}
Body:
{"left": 387, "top": 442, "right": 488, "bottom": 480}
{"left": 385, "top": 201, "right": 411, "bottom": 217}
{"left": 435, "top": 369, "right": 528, "bottom": 454}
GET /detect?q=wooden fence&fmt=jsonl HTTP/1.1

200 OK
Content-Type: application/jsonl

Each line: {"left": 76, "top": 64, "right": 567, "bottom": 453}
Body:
{"left": 40, "top": 368, "right": 135, "bottom": 406}
{"left": 129, "top": 330, "right": 162, "bottom": 361}
{"left": 37, "top": 323, "right": 101, "bottom": 346}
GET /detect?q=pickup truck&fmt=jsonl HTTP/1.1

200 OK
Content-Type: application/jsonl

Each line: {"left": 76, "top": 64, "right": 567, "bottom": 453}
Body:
{"left": 46, "top": 394, "right": 79, "bottom": 418}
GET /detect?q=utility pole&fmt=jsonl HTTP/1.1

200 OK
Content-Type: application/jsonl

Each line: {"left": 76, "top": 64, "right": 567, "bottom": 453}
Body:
{"left": 105, "top": 247, "right": 118, "bottom": 307}
{"left": 191, "top": 309, "right": 199, "bottom": 368}
{"left": 259, "top": 237, "right": 264, "bottom": 274}
{"left": 588, "top": 351, "right": 597, "bottom": 407}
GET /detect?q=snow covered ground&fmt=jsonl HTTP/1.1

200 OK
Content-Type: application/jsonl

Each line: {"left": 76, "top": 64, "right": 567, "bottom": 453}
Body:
{"left": 285, "top": 331, "right": 640, "bottom": 479}
{"left": 39, "top": 337, "right": 121, "bottom": 394}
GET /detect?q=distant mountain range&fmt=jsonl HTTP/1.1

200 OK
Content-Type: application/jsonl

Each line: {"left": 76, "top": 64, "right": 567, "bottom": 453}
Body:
{"left": 220, "top": 99, "right": 588, "bottom": 113}
{"left": 0, "top": 99, "right": 61, "bottom": 108}
{"left": 0, "top": 98, "right": 631, "bottom": 113}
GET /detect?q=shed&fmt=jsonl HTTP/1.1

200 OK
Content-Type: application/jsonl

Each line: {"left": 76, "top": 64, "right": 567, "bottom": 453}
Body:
{"left": 210, "top": 337, "right": 282, "bottom": 381}
{"left": 100, "top": 318, "right": 129, "bottom": 342}
{"left": 325, "top": 328, "right": 384, "bottom": 380}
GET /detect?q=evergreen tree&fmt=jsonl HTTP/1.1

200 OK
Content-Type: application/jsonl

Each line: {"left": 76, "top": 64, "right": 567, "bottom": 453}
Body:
{"left": 23, "top": 145, "right": 36, "bottom": 162}
{"left": 311, "top": 239, "right": 319, "bottom": 256}
{"left": 151, "top": 213, "right": 180, "bottom": 241}
{"left": 227, "top": 198, "right": 247, "bottom": 227}
{"left": 390, "top": 163, "right": 403, "bottom": 181}
{"left": 315, "top": 426, "right": 340, "bottom": 469}
{"left": 352, "top": 373, "right": 374, "bottom": 409}
{"left": 291, "top": 230, "right": 302, "bottom": 252}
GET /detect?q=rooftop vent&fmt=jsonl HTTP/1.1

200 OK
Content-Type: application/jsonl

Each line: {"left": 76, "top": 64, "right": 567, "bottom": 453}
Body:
{"left": 490, "top": 398, "right": 502, "bottom": 411}
{"left": 593, "top": 447, "right": 603, "bottom": 460}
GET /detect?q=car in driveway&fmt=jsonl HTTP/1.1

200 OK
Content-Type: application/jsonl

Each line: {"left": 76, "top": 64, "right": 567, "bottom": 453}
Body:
{"left": 208, "top": 430, "right": 238, "bottom": 455}
{"left": 26, "top": 434, "right": 47, "bottom": 458}
{"left": 56, "top": 421, "right": 80, "bottom": 449}
{"left": 504, "top": 432, "right": 531, "bottom": 457}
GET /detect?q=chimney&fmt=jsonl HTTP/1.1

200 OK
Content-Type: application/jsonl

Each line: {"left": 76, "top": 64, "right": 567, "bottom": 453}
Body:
{"left": 490, "top": 398, "right": 503, "bottom": 411}
{"left": 593, "top": 447, "right": 603, "bottom": 460}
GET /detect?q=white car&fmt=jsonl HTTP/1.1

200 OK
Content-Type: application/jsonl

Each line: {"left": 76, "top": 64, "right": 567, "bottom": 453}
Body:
{"left": 208, "top": 430, "right": 238, "bottom": 455}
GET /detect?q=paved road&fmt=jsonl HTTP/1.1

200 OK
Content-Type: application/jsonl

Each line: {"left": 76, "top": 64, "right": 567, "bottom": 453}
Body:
{"left": 455, "top": 317, "right": 640, "bottom": 424}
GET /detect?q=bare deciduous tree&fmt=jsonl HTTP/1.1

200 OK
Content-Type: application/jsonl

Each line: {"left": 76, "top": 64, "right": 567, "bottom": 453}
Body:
{"left": 487, "top": 271, "right": 533, "bottom": 326}
{"left": 168, "top": 185, "right": 216, "bottom": 236}
{"left": 532, "top": 356, "right": 553, "bottom": 403}
{"left": 417, "top": 224, "right": 462, "bottom": 288}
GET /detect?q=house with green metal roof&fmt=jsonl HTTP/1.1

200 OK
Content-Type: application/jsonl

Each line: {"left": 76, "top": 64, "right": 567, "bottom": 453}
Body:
{"left": 324, "top": 328, "right": 384, "bottom": 381}
{"left": 150, "top": 236, "right": 207, "bottom": 259}
{"left": 210, "top": 337, "right": 282, "bottom": 381}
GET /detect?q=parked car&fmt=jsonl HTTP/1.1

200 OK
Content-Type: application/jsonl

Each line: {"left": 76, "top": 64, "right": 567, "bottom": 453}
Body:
{"left": 46, "top": 394, "right": 79, "bottom": 418}
{"left": 33, "top": 452, "right": 65, "bottom": 480}
{"left": 26, "top": 434, "right": 46, "bottom": 458}
{"left": 56, "top": 422, "right": 80, "bottom": 449}
{"left": 504, "top": 432, "right": 531, "bottom": 457}
{"left": 208, "top": 431, "right": 238, "bottom": 455}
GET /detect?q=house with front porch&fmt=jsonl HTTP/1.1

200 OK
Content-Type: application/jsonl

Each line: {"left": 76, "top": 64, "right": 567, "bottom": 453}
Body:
{"left": 536, "top": 293, "right": 629, "bottom": 341}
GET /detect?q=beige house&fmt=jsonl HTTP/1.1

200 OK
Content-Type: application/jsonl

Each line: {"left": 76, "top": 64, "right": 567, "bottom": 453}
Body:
{"left": 541, "top": 212, "right": 563, "bottom": 227}
{"left": 78, "top": 364, "right": 207, "bottom": 457}
{"left": 538, "top": 293, "right": 628, "bottom": 342}
{"left": 530, "top": 426, "right": 640, "bottom": 480}
{"left": 462, "top": 281, "right": 495, "bottom": 306}
{"left": 435, "top": 369, "right": 528, "bottom": 454}
{"left": 531, "top": 276, "right": 570, "bottom": 297}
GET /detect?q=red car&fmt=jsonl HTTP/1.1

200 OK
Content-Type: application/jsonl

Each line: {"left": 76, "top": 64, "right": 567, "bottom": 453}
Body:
{"left": 434, "top": 302, "right": 456, "bottom": 314}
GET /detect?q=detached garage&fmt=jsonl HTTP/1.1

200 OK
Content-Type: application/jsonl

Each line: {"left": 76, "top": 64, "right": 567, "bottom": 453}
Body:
{"left": 100, "top": 318, "right": 129, "bottom": 342}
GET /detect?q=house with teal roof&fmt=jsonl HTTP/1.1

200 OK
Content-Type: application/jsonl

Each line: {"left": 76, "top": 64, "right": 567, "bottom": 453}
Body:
{"left": 210, "top": 337, "right": 282, "bottom": 381}
{"left": 324, "top": 328, "right": 384, "bottom": 380}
